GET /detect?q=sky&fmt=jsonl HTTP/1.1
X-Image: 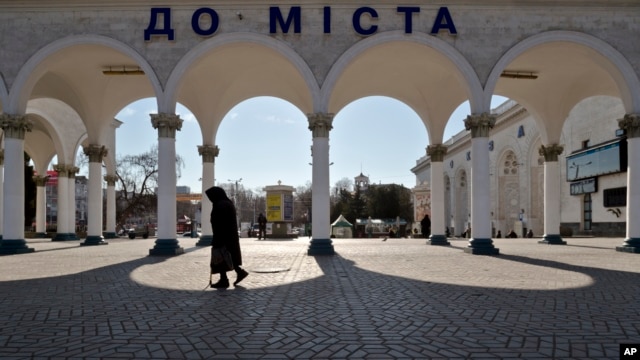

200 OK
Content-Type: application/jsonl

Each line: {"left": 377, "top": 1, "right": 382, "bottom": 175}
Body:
{"left": 112, "top": 96, "right": 506, "bottom": 194}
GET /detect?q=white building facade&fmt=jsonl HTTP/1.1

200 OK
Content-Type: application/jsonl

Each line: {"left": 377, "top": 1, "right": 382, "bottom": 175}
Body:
{"left": 1, "top": 1, "right": 640, "bottom": 255}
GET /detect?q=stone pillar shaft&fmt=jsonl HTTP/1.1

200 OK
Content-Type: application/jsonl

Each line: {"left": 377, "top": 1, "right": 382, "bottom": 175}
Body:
{"left": 538, "top": 144, "right": 566, "bottom": 245}
{"left": 196, "top": 145, "right": 218, "bottom": 246}
{"left": 307, "top": 113, "right": 334, "bottom": 255}
{"left": 617, "top": 114, "right": 640, "bottom": 253}
{"left": 427, "top": 144, "right": 449, "bottom": 245}
{"left": 82, "top": 145, "right": 108, "bottom": 245}
{"left": 104, "top": 175, "right": 118, "bottom": 238}
{"left": 34, "top": 175, "right": 49, "bottom": 235}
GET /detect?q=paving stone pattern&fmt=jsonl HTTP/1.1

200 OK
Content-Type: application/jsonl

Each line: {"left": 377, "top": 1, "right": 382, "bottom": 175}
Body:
{"left": 0, "top": 237, "right": 638, "bottom": 359}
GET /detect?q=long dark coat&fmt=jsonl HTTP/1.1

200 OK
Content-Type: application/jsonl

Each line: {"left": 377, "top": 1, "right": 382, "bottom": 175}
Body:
{"left": 205, "top": 186, "right": 242, "bottom": 267}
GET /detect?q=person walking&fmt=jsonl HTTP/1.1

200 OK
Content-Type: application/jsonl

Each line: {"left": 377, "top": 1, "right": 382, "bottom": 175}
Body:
{"left": 257, "top": 212, "right": 267, "bottom": 240}
{"left": 205, "top": 186, "right": 249, "bottom": 289}
{"left": 420, "top": 214, "right": 431, "bottom": 238}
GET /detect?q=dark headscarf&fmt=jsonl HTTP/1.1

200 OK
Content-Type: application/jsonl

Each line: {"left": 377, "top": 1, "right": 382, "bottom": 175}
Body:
{"left": 205, "top": 186, "right": 242, "bottom": 265}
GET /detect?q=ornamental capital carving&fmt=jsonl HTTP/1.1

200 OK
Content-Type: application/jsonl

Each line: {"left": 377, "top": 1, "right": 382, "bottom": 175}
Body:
{"left": 83, "top": 144, "right": 108, "bottom": 163}
{"left": 104, "top": 174, "right": 118, "bottom": 186}
{"left": 618, "top": 113, "right": 640, "bottom": 138}
{"left": 53, "top": 164, "right": 70, "bottom": 177}
{"left": 427, "top": 144, "right": 448, "bottom": 162}
{"left": 33, "top": 175, "right": 49, "bottom": 187}
{"left": 68, "top": 166, "right": 80, "bottom": 178}
{"left": 538, "top": 144, "right": 564, "bottom": 162}
{"left": 151, "top": 113, "right": 183, "bottom": 138}
{"left": 198, "top": 145, "right": 220, "bottom": 163}
{"left": 307, "top": 113, "right": 334, "bottom": 138}
{"left": 0, "top": 114, "right": 33, "bottom": 139}
{"left": 464, "top": 113, "right": 496, "bottom": 138}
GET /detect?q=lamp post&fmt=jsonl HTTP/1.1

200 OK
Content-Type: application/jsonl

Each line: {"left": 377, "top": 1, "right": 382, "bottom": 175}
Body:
{"left": 228, "top": 178, "right": 242, "bottom": 229}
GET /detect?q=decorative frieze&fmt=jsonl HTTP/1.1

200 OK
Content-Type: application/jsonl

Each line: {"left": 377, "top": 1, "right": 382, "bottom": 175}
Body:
{"left": 307, "top": 113, "right": 334, "bottom": 138}
{"left": 151, "top": 113, "right": 183, "bottom": 138}
{"left": 464, "top": 113, "right": 496, "bottom": 138}
{"left": 538, "top": 144, "right": 564, "bottom": 162}
{"left": 198, "top": 145, "right": 220, "bottom": 163}
{"left": 427, "top": 144, "right": 448, "bottom": 162}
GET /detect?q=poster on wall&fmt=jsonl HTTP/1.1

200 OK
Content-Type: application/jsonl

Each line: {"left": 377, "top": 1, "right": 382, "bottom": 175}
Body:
{"left": 283, "top": 194, "right": 294, "bottom": 221}
{"left": 566, "top": 139, "right": 626, "bottom": 181}
{"left": 267, "top": 193, "right": 282, "bottom": 222}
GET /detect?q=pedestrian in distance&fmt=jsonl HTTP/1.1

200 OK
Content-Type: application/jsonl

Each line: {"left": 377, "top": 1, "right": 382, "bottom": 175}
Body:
{"left": 496, "top": 230, "right": 502, "bottom": 238}
{"left": 526, "top": 229, "right": 534, "bottom": 238}
{"left": 420, "top": 214, "right": 431, "bottom": 238}
{"left": 205, "top": 186, "right": 249, "bottom": 289}
{"left": 257, "top": 212, "right": 267, "bottom": 240}
{"left": 507, "top": 229, "right": 518, "bottom": 238}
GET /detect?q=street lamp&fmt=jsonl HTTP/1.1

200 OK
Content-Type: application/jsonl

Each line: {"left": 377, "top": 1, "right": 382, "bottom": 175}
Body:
{"left": 228, "top": 178, "right": 242, "bottom": 229}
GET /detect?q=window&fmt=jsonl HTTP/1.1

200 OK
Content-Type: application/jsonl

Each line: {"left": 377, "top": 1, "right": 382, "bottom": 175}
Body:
{"left": 603, "top": 187, "right": 626, "bottom": 207}
{"left": 584, "top": 193, "right": 592, "bottom": 231}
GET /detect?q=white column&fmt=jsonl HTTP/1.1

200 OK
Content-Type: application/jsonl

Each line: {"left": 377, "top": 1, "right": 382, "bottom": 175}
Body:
{"left": 0, "top": 114, "right": 34, "bottom": 253}
{"left": 463, "top": 113, "right": 499, "bottom": 255}
{"left": 617, "top": 114, "right": 640, "bottom": 252}
{"left": 539, "top": 144, "right": 566, "bottom": 244}
{"left": 104, "top": 175, "right": 117, "bottom": 237}
{"left": 427, "top": 144, "right": 449, "bottom": 245}
{"left": 68, "top": 167, "right": 79, "bottom": 239}
{"left": 82, "top": 145, "right": 107, "bottom": 245}
{"left": 307, "top": 113, "right": 335, "bottom": 255}
{"left": 149, "top": 113, "right": 184, "bottom": 255}
{"left": 197, "top": 145, "right": 218, "bottom": 246}
{"left": 34, "top": 175, "right": 48, "bottom": 235}
{"left": 53, "top": 165, "right": 71, "bottom": 240}
{"left": 0, "top": 150, "right": 4, "bottom": 239}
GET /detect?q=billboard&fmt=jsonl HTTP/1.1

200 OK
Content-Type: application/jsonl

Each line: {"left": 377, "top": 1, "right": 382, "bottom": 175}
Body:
{"left": 566, "top": 139, "right": 626, "bottom": 181}
{"left": 266, "top": 193, "right": 282, "bottom": 222}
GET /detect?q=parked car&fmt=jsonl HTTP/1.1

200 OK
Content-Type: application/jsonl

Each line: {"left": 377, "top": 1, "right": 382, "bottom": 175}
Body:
{"left": 128, "top": 225, "right": 154, "bottom": 239}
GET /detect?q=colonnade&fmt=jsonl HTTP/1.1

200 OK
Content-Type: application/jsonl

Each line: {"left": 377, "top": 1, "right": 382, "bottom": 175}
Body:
{"left": 1, "top": 110, "right": 639, "bottom": 255}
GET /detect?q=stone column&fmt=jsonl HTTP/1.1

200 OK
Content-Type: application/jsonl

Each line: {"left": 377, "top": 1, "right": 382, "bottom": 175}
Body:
{"left": 307, "top": 113, "right": 335, "bottom": 255}
{"left": 149, "top": 113, "right": 184, "bottom": 256}
{"left": 463, "top": 113, "right": 499, "bottom": 255}
{"left": 538, "top": 144, "right": 567, "bottom": 245}
{"left": 196, "top": 145, "right": 218, "bottom": 246}
{"left": 0, "top": 150, "right": 4, "bottom": 241}
{"left": 33, "top": 175, "right": 49, "bottom": 238}
{"left": 0, "top": 114, "right": 34, "bottom": 253}
{"left": 81, "top": 145, "right": 108, "bottom": 246}
{"left": 617, "top": 114, "right": 640, "bottom": 253}
{"left": 427, "top": 144, "right": 450, "bottom": 246}
{"left": 67, "top": 166, "right": 80, "bottom": 240}
{"left": 103, "top": 174, "right": 118, "bottom": 239}
{"left": 53, "top": 164, "right": 72, "bottom": 241}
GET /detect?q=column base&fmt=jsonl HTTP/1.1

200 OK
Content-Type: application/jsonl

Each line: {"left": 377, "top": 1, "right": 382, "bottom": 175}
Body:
{"left": 0, "top": 239, "right": 35, "bottom": 255}
{"left": 538, "top": 234, "right": 567, "bottom": 245}
{"left": 307, "top": 238, "right": 335, "bottom": 255}
{"left": 616, "top": 237, "right": 640, "bottom": 253}
{"left": 81, "top": 236, "right": 108, "bottom": 246}
{"left": 34, "top": 232, "right": 49, "bottom": 238}
{"left": 149, "top": 238, "right": 185, "bottom": 256}
{"left": 53, "top": 233, "right": 79, "bottom": 241}
{"left": 464, "top": 238, "right": 499, "bottom": 255}
{"left": 196, "top": 235, "right": 213, "bottom": 247}
{"left": 102, "top": 232, "right": 118, "bottom": 239}
{"left": 427, "top": 234, "right": 450, "bottom": 246}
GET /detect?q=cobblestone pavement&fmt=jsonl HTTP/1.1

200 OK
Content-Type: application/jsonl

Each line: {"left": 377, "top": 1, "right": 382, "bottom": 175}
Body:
{"left": 0, "top": 236, "right": 639, "bottom": 359}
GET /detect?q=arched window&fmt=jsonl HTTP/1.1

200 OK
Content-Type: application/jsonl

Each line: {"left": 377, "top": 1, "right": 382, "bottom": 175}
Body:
{"left": 502, "top": 151, "right": 519, "bottom": 175}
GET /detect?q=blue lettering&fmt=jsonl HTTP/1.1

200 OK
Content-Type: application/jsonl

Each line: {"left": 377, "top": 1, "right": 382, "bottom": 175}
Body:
{"left": 397, "top": 6, "right": 420, "bottom": 34}
{"left": 517, "top": 125, "right": 525, "bottom": 138}
{"left": 324, "top": 6, "right": 331, "bottom": 34}
{"left": 191, "top": 8, "right": 219, "bottom": 36}
{"left": 145, "top": 8, "right": 175, "bottom": 41}
{"left": 353, "top": 7, "right": 378, "bottom": 36}
{"left": 270, "top": 6, "right": 302, "bottom": 34}
{"left": 430, "top": 7, "right": 457, "bottom": 35}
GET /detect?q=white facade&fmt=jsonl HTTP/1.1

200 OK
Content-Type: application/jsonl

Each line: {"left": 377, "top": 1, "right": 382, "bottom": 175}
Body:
{"left": 412, "top": 96, "right": 626, "bottom": 237}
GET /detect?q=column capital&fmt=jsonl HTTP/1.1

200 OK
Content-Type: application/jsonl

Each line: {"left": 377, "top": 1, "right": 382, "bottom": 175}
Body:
{"left": 538, "top": 144, "right": 564, "bottom": 162}
{"left": 618, "top": 113, "right": 640, "bottom": 138}
{"left": 83, "top": 144, "right": 108, "bottom": 163}
{"left": 464, "top": 113, "right": 496, "bottom": 138}
{"left": 54, "top": 164, "right": 69, "bottom": 177}
{"left": 427, "top": 144, "right": 448, "bottom": 162}
{"left": 68, "top": 166, "right": 80, "bottom": 179}
{"left": 33, "top": 175, "right": 49, "bottom": 187}
{"left": 104, "top": 174, "right": 118, "bottom": 186}
{"left": 307, "top": 113, "right": 334, "bottom": 138}
{"left": 0, "top": 114, "right": 33, "bottom": 139}
{"left": 198, "top": 145, "right": 220, "bottom": 163}
{"left": 151, "top": 113, "right": 183, "bottom": 138}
